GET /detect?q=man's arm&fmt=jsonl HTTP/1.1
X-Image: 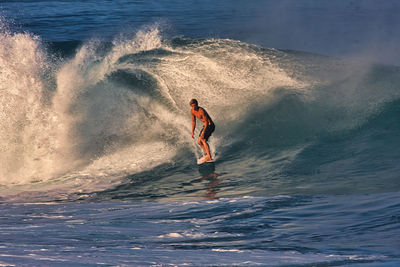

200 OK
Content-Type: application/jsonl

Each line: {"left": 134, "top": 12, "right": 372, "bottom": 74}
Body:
{"left": 191, "top": 112, "right": 196, "bottom": 139}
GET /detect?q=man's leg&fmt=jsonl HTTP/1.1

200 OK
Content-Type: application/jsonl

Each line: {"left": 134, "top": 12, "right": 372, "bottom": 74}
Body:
{"left": 201, "top": 139, "right": 212, "bottom": 160}
{"left": 197, "top": 137, "right": 206, "bottom": 159}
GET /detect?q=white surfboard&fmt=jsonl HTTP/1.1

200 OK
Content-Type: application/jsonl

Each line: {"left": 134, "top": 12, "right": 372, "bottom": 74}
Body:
{"left": 197, "top": 157, "right": 214, "bottom": 165}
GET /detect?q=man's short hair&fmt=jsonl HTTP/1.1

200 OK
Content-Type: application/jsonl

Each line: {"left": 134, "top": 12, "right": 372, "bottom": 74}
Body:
{"left": 189, "top": 99, "right": 198, "bottom": 106}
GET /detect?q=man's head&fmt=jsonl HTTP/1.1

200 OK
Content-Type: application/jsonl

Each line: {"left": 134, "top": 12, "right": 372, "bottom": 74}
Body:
{"left": 189, "top": 99, "right": 198, "bottom": 107}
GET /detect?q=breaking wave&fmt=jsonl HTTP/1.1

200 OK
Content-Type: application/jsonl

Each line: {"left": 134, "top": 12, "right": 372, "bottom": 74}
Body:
{"left": 1, "top": 22, "right": 400, "bottom": 201}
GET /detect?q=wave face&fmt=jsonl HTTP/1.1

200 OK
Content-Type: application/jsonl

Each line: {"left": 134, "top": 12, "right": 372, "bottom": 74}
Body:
{"left": 1, "top": 24, "right": 400, "bottom": 202}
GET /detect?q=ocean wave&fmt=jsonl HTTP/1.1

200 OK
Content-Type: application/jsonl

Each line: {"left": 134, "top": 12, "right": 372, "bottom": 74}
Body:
{"left": 1, "top": 22, "right": 400, "bottom": 201}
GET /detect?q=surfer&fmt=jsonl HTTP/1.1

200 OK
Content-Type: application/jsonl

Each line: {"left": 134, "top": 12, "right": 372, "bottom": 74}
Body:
{"left": 190, "top": 99, "right": 215, "bottom": 163}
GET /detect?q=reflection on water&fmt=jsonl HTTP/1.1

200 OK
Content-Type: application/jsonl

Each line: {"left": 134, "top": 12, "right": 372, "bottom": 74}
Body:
{"left": 198, "top": 163, "right": 220, "bottom": 199}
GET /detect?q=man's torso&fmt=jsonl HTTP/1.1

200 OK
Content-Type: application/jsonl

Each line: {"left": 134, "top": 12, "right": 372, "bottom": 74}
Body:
{"left": 192, "top": 107, "right": 213, "bottom": 125}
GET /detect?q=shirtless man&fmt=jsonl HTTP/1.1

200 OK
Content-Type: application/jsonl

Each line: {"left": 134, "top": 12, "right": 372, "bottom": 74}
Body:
{"left": 190, "top": 99, "right": 215, "bottom": 162}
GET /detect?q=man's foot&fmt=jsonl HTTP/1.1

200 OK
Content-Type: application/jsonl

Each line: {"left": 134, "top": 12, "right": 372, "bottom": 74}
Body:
{"left": 204, "top": 155, "right": 213, "bottom": 162}
{"left": 197, "top": 155, "right": 213, "bottom": 164}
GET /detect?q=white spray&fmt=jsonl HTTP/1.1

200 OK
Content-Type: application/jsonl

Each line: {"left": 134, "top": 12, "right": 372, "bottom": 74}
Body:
{"left": 0, "top": 23, "right": 305, "bottom": 197}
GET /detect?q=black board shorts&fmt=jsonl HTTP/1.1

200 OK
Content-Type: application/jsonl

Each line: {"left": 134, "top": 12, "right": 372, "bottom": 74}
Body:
{"left": 200, "top": 123, "right": 215, "bottom": 141}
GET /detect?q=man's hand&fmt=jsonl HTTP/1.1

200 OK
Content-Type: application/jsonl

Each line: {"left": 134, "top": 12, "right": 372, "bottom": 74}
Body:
{"left": 191, "top": 132, "right": 194, "bottom": 139}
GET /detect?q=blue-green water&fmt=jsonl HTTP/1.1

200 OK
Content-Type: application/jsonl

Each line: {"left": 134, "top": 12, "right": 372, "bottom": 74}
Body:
{"left": 1, "top": 1, "right": 400, "bottom": 266}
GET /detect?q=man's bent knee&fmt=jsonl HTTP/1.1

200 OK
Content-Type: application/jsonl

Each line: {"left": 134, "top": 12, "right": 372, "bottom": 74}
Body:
{"left": 198, "top": 137, "right": 207, "bottom": 145}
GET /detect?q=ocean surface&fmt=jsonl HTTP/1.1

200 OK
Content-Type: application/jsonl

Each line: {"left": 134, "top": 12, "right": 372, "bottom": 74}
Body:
{"left": 1, "top": 0, "right": 400, "bottom": 266}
